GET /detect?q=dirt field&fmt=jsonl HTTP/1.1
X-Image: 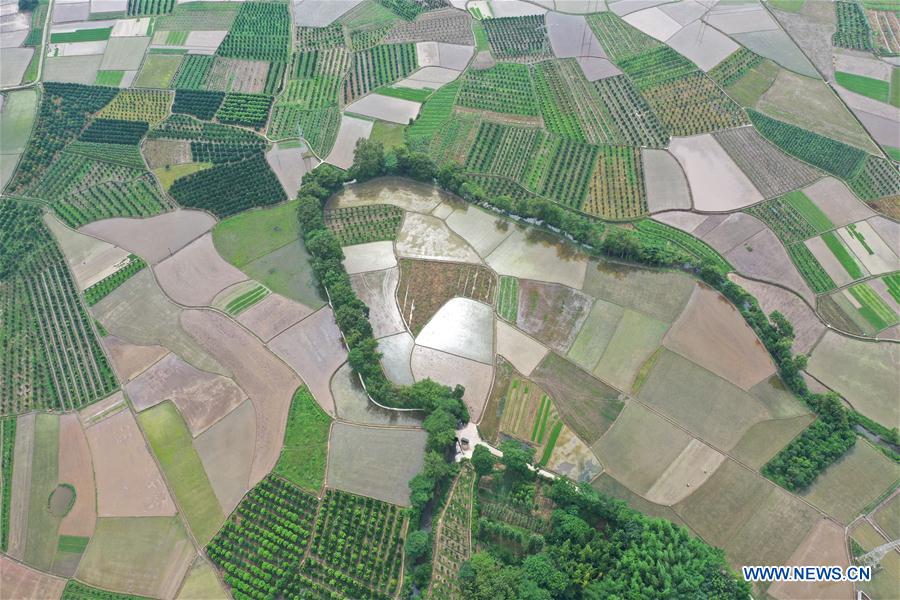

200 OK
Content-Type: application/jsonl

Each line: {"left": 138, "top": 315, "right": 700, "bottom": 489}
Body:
{"left": 486, "top": 228, "right": 588, "bottom": 290}
{"left": 206, "top": 57, "right": 269, "bottom": 93}
{"left": 327, "top": 422, "right": 427, "bottom": 507}
{"left": 581, "top": 261, "right": 694, "bottom": 323}
{"left": 674, "top": 458, "right": 820, "bottom": 573}
{"left": 664, "top": 285, "right": 775, "bottom": 390}
{"left": 0, "top": 554, "right": 66, "bottom": 600}
{"left": 397, "top": 258, "right": 495, "bottom": 335}
{"left": 56, "top": 414, "right": 96, "bottom": 538}
{"left": 142, "top": 139, "right": 192, "bottom": 170}
{"left": 530, "top": 352, "right": 624, "bottom": 445}
{"left": 495, "top": 320, "right": 548, "bottom": 377}
{"left": 642, "top": 148, "right": 692, "bottom": 212}
{"left": 593, "top": 309, "right": 669, "bottom": 392}
{"left": 807, "top": 331, "right": 899, "bottom": 428}
{"left": 396, "top": 212, "right": 482, "bottom": 264}
{"left": 80, "top": 210, "right": 216, "bottom": 265}
{"left": 237, "top": 292, "right": 315, "bottom": 342}
{"left": 566, "top": 298, "right": 624, "bottom": 371}
{"left": 669, "top": 134, "right": 764, "bottom": 211}
{"left": 154, "top": 234, "right": 248, "bottom": 307}
{"left": 593, "top": 401, "right": 692, "bottom": 496}
{"left": 802, "top": 177, "right": 874, "bottom": 227}
{"left": 730, "top": 275, "right": 825, "bottom": 355}
{"left": 76, "top": 516, "right": 195, "bottom": 599}
{"left": 268, "top": 307, "right": 345, "bottom": 417}
{"left": 378, "top": 332, "right": 415, "bottom": 386}
{"left": 332, "top": 362, "right": 423, "bottom": 427}
{"left": 768, "top": 518, "right": 853, "bottom": 600}
{"left": 637, "top": 349, "right": 771, "bottom": 450}
{"left": 342, "top": 240, "right": 397, "bottom": 274}
{"left": 351, "top": 268, "right": 406, "bottom": 339}
{"left": 346, "top": 94, "right": 421, "bottom": 124}
{"left": 325, "top": 114, "right": 373, "bottom": 170}
{"left": 592, "top": 473, "right": 690, "bottom": 528}
{"left": 85, "top": 408, "right": 176, "bottom": 517}
{"left": 700, "top": 212, "right": 766, "bottom": 254}
{"left": 416, "top": 297, "right": 494, "bottom": 364}
{"left": 645, "top": 439, "right": 726, "bottom": 506}
{"left": 874, "top": 492, "right": 900, "bottom": 541}
{"left": 44, "top": 214, "right": 131, "bottom": 291}
{"left": 444, "top": 204, "right": 515, "bottom": 257}
{"left": 101, "top": 336, "right": 169, "bottom": 383}
{"left": 194, "top": 399, "right": 255, "bottom": 515}
{"left": 181, "top": 309, "right": 301, "bottom": 486}
{"left": 327, "top": 178, "right": 447, "bottom": 214}
{"left": 731, "top": 414, "right": 815, "bottom": 470}
{"left": 544, "top": 424, "right": 602, "bottom": 483}
{"left": 8, "top": 413, "right": 35, "bottom": 561}
{"left": 800, "top": 440, "right": 900, "bottom": 525}
{"left": 411, "top": 345, "right": 493, "bottom": 423}
{"left": 126, "top": 352, "right": 246, "bottom": 436}
{"left": 516, "top": 280, "right": 593, "bottom": 354}
{"left": 726, "top": 228, "right": 815, "bottom": 305}
{"left": 91, "top": 270, "right": 227, "bottom": 376}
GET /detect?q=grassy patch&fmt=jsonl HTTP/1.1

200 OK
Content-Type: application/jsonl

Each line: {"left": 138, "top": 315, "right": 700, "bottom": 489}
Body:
{"left": 225, "top": 284, "right": 269, "bottom": 315}
{"left": 835, "top": 71, "right": 889, "bottom": 103}
{"left": 848, "top": 283, "right": 899, "bottom": 330}
{"left": 783, "top": 190, "right": 834, "bottom": 232}
{"left": 538, "top": 421, "right": 563, "bottom": 466}
{"left": 472, "top": 20, "right": 489, "bottom": 50}
{"left": 822, "top": 231, "right": 864, "bottom": 279}
{"left": 57, "top": 535, "right": 89, "bottom": 554}
{"left": 375, "top": 86, "right": 432, "bottom": 102}
{"left": 891, "top": 68, "right": 900, "bottom": 108}
{"left": 212, "top": 199, "right": 300, "bottom": 267}
{"left": 886, "top": 146, "right": 900, "bottom": 161}
{"left": 1, "top": 417, "right": 16, "bottom": 552}
{"left": 497, "top": 276, "right": 519, "bottom": 322}
{"left": 153, "top": 162, "right": 212, "bottom": 190}
{"left": 138, "top": 402, "right": 224, "bottom": 544}
{"left": 95, "top": 70, "right": 125, "bottom": 86}
{"left": 133, "top": 54, "right": 182, "bottom": 88}
{"left": 369, "top": 120, "right": 407, "bottom": 150}
{"left": 50, "top": 27, "right": 112, "bottom": 43}
{"left": 884, "top": 273, "right": 900, "bottom": 303}
{"left": 274, "top": 386, "right": 332, "bottom": 492}
{"left": 769, "top": 0, "right": 805, "bottom": 11}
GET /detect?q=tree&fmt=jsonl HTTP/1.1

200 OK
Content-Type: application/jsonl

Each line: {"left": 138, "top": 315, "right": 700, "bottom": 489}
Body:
{"left": 471, "top": 445, "right": 496, "bottom": 476}
{"left": 349, "top": 138, "right": 385, "bottom": 181}
{"left": 459, "top": 553, "right": 519, "bottom": 600}
{"left": 404, "top": 530, "right": 431, "bottom": 561}
{"left": 499, "top": 439, "right": 535, "bottom": 480}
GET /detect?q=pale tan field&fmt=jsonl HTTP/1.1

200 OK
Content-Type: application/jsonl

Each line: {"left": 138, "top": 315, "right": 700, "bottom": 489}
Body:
{"left": 342, "top": 241, "right": 397, "bottom": 274}
{"left": 85, "top": 409, "right": 177, "bottom": 517}
{"left": 645, "top": 439, "right": 727, "bottom": 506}
{"left": 100, "top": 336, "right": 169, "bottom": 383}
{"left": 194, "top": 399, "right": 256, "bottom": 515}
{"left": 7, "top": 413, "right": 35, "bottom": 561}
{"left": 544, "top": 425, "right": 603, "bottom": 484}
{"left": 495, "top": 320, "right": 548, "bottom": 377}
{"left": 411, "top": 345, "right": 493, "bottom": 423}
{"left": 0, "top": 554, "right": 66, "bottom": 600}
{"left": 44, "top": 213, "right": 130, "bottom": 291}
{"left": 396, "top": 212, "right": 482, "bottom": 264}
{"left": 351, "top": 268, "right": 406, "bottom": 339}
{"left": 236, "top": 292, "right": 315, "bottom": 342}
{"left": 268, "top": 307, "right": 347, "bottom": 417}
{"left": 176, "top": 556, "right": 228, "bottom": 600}
{"left": 57, "top": 414, "right": 96, "bottom": 537}
{"left": 445, "top": 204, "right": 515, "bottom": 257}
{"left": 181, "top": 309, "right": 301, "bottom": 486}
{"left": 768, "top": 519, "right": 853, "bottom": 600}
{"left": 125, "top": 352, "right": 247, "bottom": 436}
{"left": 154, "top": 233, "right": 248, "bottom": 306}
{"left": 664, "top": 285, "right": 775, "bottom": 390}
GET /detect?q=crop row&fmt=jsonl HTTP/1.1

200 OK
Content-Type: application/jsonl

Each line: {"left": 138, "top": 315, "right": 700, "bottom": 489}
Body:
{"left": 464, "top": 121, "right": 543, "bottom": 182}
{"left": 226, "top": 285, "right": 269, "bottom": 315}
{"left": 84, "top": 255, "right": 147, "bottom": 306}
{"left": 169, "top": 154, "right": 286, "bottom": 217}
{"left": 324, "top": 204, "right": 404, "bottom": 245}
{"left": 848, "top": 282, "right": 899, "bottom": 331}
{"left": 532, "top": 60, "right": 588, "bottom": 141}
{"left": 745, "top": 196, "right": 821, "bottom": 244}
{"left": 708, "top": 48, "right": 764, "bottom": 88}
{"left": 54, "top": 174, "right": 172, "bottom": 228}
{"left": 62, "top": 580, "right": 152, "bottom": 600}
{"left": 586, "top": 11, "right": 660, "bottom": 62}
{"left": 215, "top": 93, "right": 273, "bottom": 129}
{"left": 64, "top": 142, "right": 146, "bottom": 169}
{"left": 172, "top": 54, "right": 215, "bottom": 90}
{"left": 217, "top": 1, "right": 291, "bottom": 63}
{"left": 1, "top": 201, "right": 118, "bottom": 415}
{"left": 748, "top": 109, "right": 867, "bottom": 180}
{"left": 584, "top": 145, "right": 647, "bottom": 220}
{"left": 867, "top": 8, "right": 900, "bottom": 55}
{"left": 1, "top": 417, "right": 15, "bottom": 552}
{"left": 457, "top": 62, "right": 538, "bottom": 116}
{"left": 8, "top": 83, "right": 118, "bottom": 193}
{"left": 640, "top": 71, "right": 747, "bottom": 136}
{"left": 847, "top": 155, "right": 900, "bottom": 200}
{"left": 468, "top": 174, "right": 539, "bottom": 202}
{"left": 592, "top": 74, "right": 668, "bottom": 147}
{"left": 342, "top": 43, "right": 417, "bottom": 103}
{"left": 786, "top": 242, "right": 836, "bottom": 294}
{"left": 406, "top": 79, "right": 460, "bottom": 143}
{"left": 376, "top": 0, "right": 429, "bottom": 20}
{"left": 172, "top": 89, "right": 225, "bottom": 121}
{"left": 79, "top": 119, "right": 149, "bottom": 145}
{"left": 497, "top": 276, "right": 518, "bottom": 322}
{"left": 271, "top": 104, "right": 340, "bottom": 155}
{"left": 27, "top": 152, "right": 139, "bottom": 203}
{"left": 127, "top": 0, "right": 173, "bottom": 16}
{"left": 525, "top": 134, "right": 598, "bottom": 208}
{"left": 96, "top": 90, "right": 172, "bottom": 125}
{"left": 349, "top": 22, "right": 395, "bottom": 51}
{"left": 296, "top": 23, "right": 344, "bottom": 49}
{"left": 426, "top": 111, "right": 481, "bottom": 164}
{"left": 483, "top": 15, "right": 550, "bottom": 59}
{"left": 833, "top": 1, "right": 873, "bottom": 51}
{"left": 429, "top": 466, "right": 475, "bottom": 598}
{"left": 150, "top": 114, "right": 264, "bottom": 145}
{"left": 633, "top": 220, "right": 732, "bottom": 273}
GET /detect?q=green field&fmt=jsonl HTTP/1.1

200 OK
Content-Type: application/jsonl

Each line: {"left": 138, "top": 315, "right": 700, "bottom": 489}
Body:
{"left": 153, "top": 162, "right": 212, "bottom": 191}
{"left": 848, "top": 283, "right": 899, "bottom": 330}
{"left": 24, "top": 414, "right": 60, "bottom": 572}
{"left": 137, "top": 402, "right": 224, "bottom": 544}
{"left": 783, "top": 190, "right": 834, "bottom": 232}
{"left": 884, "top": 273, "right": 900, "bottom": 303}
{"left": 95, "top": 70, "right": 125, "bottom": 86}
{"left": 225, "top": 284, "right": 269, "bottom": 315}
{"left": 134, "top": 55, "right": 182, "bottom": 88}
{"left": 273, "top": 386, "right": 332, "bottom": 492}
{"left": 212, "top": 199, "right": 300, "bottom": 266}
{"left": 497, "top": 276, "right": 518, "bottom": 321}
{"left": 835, "top": 71, "right": 889, "bottom": 103}
{"left": 369, "top": 120, "right": 406, "bottom": 150}
{"left": 822, "top": 231, "right": 865, "bottom": 279}
{"left": 50, "top": 27, "right": 112, "bottom": 43}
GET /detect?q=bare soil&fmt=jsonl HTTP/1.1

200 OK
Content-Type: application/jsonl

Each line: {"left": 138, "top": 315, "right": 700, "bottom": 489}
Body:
{"left": 57, "top": 414, "right": 96, "bottom": 537}
{"left": 516, "top": 280, "right": 592, "bottom": 354}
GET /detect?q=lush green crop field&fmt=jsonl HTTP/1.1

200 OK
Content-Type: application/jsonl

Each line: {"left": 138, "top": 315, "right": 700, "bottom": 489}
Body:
{"left": 217, "top": 1, "right": 290, "bottom": 63}
{"left": 483, "top": 15, "right": 550, "bottom": 59}
{"left": 848, "top": 283, "right": 899, "bottom": 330}
{"left": 65, "top": 142, "right": 146, "bottom": 168}
{"left": 171, "top": 55, "right": 215, "bottom": 90}
{"left": 0, "top": 417, "right": 15, "bottom": 551}
{"left": 822, "top": 231, "right": 865, "bottom": 279}
{"left": 708, "top": 48, "right": 764, "bottom": 88}
{"left": 406, "top": 80, "right": 459, "bottom": 143}
{"left": 848, "top": 155, "right": 900, "bottom": 200}
{"left": 343, "top": 43, "right": 417, "bottom": 103}
{"left": 169, "top": 154, "right": 286, "bottom": 217}
{"left": 592, "top": 74, "right": 668, "bottom": 147}
{"left": 746, "top": 191, "right": 831, "bottom": 243}
{"left": 84, "top": 255, "right": 147, "bottom": 306}
{"left": 587, "top": 11, "right": 660, "bottom": 62}
{"left": 525, "top": 134, "right": 598, "bottom": 208}
{"left": 457, "top": 63, "right": 538, "bottom": 116}
{"left": 172, "top": 89, "right": 224, "bottom": 120}
{"left": 835, "top": 71, "right": 890, "bottom": 102}
{"left": 497, "top": 276, "right": 518, "bottom": 322}
{"left": 585, "top": 145, "right": 646, "bottom": 220}
{"left": 96, "top": 89, "right": 171, "bottom": 125}
{"left": 214, "top": 92, "right": 272, "bottom": 128}
{"left": 50, "top": 27, "right": 111, "bottom": 43}
{"left": 225, "top": 284, "right": 269, "bottom": 315}
{"left": 274, "top": 387, "right": 331, "bottom": 491}
{"left": 62, "top": 580, "right": 153, "bottom": 600}
{"left": 833, "top": 1, "right": 874, "bottom": 51}
{"left": 633, "top": 220, "right": 732, "bottom": 273}
{"left": 324, "top": 204, "right": 404, "bottom": 245}
{"left": 786, "top": 243, "right": 836, "bottom": 293}
{"left": 884, "top": 273, "right": 900, "bottom": 303}
{"left": 127, "top": 0, "right": 174, "bottom": 16}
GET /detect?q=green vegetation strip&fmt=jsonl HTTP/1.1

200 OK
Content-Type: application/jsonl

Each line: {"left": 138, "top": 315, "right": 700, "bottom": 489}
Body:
{"left": 62, "top": 579, "right": 153, "bottom": 600}
{"left": 84, "top": 255, "right": 147, "bottom": 306}
{"left": 376, "top": 86, "right": 432, "bottom": 102}
{"left": 633, "top": 220, "right": 732, "bottom": 273}
{"left": 822, "top": 231, "right": 864, "bottom": 279}
{"left": 539, "top": 421, "right": 563, "bottom": 465}
{"left": 497, "top": 276, "right": 519, "bottom": 321}
{"left": 225, "top": 284, "right": 269, "bottom": 315}
{"left": 273, "top": 387, "right": 331, "bottom": 492}
{"left": 530, "top": 396, "right": 547, "bottom": 442}
{"left": 848, "top": 283, "right": 899, "bottom": 330}
{"left": 787, "top": 243, "right": 836, "bottom": 293}
{"left": 0, "top": 417, "right": 15, "bottom": 552}
{"left": 138, "top": 402, "right": 224, "bottom": 544}
{"left": 835, "top": 71, "right": 889, "bottom": 103}
{"left": 884, "top": 273, "right": 900, "bottom": 303}
{"left": 783, "top": 190, "right": 833, "bottom": 233}
{"left": 57, "top": 535, "right": 90, "bottom": 554}
{"left": 50, "top": 27, "right": 111, "bottom": 43}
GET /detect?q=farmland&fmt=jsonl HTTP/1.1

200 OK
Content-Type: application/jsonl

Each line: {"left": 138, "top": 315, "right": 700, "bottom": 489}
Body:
{"left": 483, "top": 15, "right": 550, "bottom": 60}
{"left": 457, "top": 63, "right": 537, "bottom": 116}
{"left": 343, "top": 44, "right": 418, "bottom": 103}
{"left": 325, "top": 204, "right": 404, "bottom": 245}
{"left": 833, "top": 1, "right": 874, "bottom": 51}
